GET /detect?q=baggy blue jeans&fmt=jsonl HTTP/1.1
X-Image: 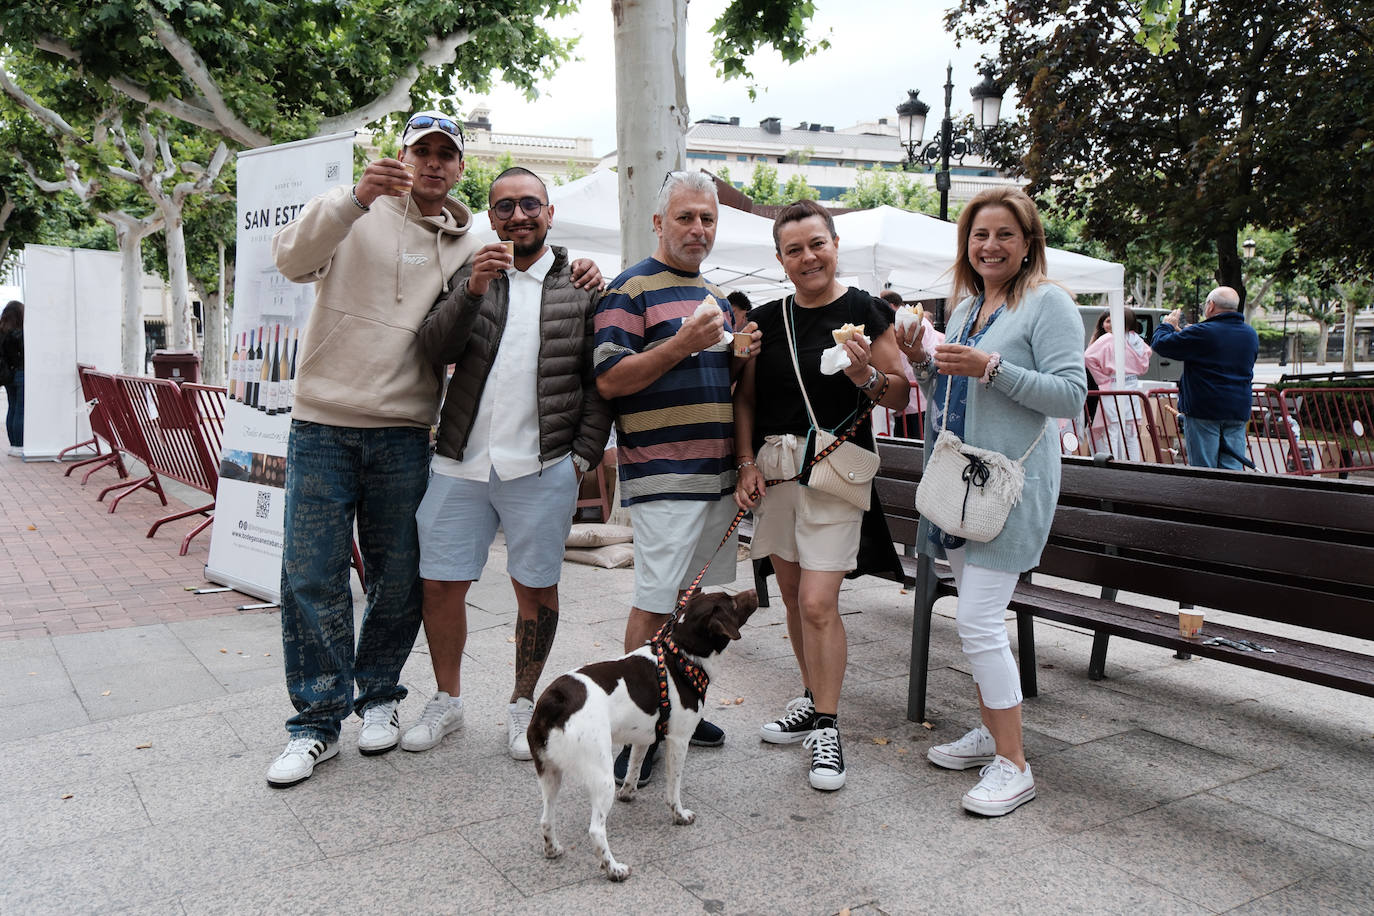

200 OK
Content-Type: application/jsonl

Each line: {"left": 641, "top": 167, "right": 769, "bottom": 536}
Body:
{"left": 279, "top": 420, "right": 430, "bottom": 742}
{"left": 1183, "top": 415, "right": 1248, "bottom": 470}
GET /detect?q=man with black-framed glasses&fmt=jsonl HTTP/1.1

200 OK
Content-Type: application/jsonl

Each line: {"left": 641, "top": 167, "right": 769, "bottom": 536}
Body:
{"left": 404, "top": 166, "right": 611, "bottom": 759}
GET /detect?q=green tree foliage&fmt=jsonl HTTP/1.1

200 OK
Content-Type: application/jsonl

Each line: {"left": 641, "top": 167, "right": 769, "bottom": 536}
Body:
{"left": 780, "top": 173, "right": 819, "bottom": 202}
{"left": 0, "top": 0, "right": 577, "bottom": 147}
{"left": 454, "top": 153, "right": 517, "bottom": 213}
{"left": 709, "top": 0, "right": 831, "bottom": 98}
{"left": 743, "top": 162, "right": 784, "bottom": 204}
{"left": 949, "top": 0, "right": 1374, "bottom": 301}
{"left": 839, "top": 165, "right": 941, "bottom": 214}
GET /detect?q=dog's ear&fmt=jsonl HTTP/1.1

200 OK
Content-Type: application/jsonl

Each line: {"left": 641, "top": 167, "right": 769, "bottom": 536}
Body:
{"left": 709, "top": 611, "right": 743, "bottom": 641}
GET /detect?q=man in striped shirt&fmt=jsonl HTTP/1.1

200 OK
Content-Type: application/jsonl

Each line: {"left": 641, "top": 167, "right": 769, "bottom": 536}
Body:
{"left": 593, "top": 171, "right": 759, "bottom": 786}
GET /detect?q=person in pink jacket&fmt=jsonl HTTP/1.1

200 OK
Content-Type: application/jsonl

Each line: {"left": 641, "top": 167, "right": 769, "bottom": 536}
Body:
{"left": 1084, "top": 306, "right": 1152, "bottom": 460}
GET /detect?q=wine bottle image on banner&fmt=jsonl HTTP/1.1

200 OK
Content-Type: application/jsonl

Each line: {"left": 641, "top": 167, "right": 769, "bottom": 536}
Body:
{"left": 228, "top": 333, "right": 242, "bottom": 401}
{"left": 235, "top": 331, "right": 248, "bottom": 401}
{"left": 277, "top": 326, "right": 291, "bottom": 414}
{"left": 258, "top": 323, "right": 273, "bottom": 412}
{"left": 250, "top": 326, "right": 264, "bottom": 409}
{"left": 244, "top": 329, "right": 257, "bottom": 408}
{"left": 267, "top": 324, "right": 282, "bottom": 415}
{"left": 285, "top": 328, "right": 298, "bottom": 412}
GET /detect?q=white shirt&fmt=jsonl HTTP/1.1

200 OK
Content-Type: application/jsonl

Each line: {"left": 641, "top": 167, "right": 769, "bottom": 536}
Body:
{"left": 432, "top": 247, "right": 560, "bottom": 482}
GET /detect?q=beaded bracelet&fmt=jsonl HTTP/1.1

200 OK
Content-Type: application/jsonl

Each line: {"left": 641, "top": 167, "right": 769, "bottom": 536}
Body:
{"left": 912, "top": 355, "right": 936, "bottom": 380}
{"left": 350, "top": 186, "right": 370, "bottom": 211}
{"left": 737, "top": 459, "right": 756, "bottom": 471}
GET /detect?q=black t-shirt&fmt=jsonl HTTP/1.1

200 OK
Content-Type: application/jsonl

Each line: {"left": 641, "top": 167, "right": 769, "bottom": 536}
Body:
{"left": 748, "top": 287, "right": 893, "bottom": 450}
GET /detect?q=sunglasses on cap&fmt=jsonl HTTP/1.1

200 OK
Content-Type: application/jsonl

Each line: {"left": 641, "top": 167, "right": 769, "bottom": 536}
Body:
{"left": 492, "top": 196, "right": 546, "bottom": 220}
{"left": 406, "top": 115, "right": 465, "bottom": 142}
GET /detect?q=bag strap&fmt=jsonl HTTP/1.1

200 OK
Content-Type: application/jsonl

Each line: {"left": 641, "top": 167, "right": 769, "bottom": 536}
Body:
{"left": 936, "top": 296, "right": 1047, "bottom": 465}
{"left": 782, "top": 295, "right": 883, "bottom": 445}
{"left": 671, "top": 298, "right": 892, "bottom": 613}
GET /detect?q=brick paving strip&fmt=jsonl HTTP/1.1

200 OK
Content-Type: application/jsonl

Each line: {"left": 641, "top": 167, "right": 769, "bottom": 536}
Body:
{"left": 0, "top": 452, "right": 262, "bottom": 639}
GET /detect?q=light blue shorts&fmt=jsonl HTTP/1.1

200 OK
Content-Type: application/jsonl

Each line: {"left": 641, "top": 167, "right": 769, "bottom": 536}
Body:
{"left": 416, "top": 456, "right": 578, "bottom": 587}
{"left": 630, "top": 495, "right": 739, "bottom": 615}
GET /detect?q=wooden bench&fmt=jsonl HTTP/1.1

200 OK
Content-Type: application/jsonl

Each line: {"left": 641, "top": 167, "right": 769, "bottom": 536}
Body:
{"left": 753, "top": 437, "right": 1374, "bottom": 722}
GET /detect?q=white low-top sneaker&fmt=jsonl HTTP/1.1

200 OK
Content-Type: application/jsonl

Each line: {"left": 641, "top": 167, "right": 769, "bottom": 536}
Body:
{"left": 508, "top": 697, "right": 535, "bottom": 761}
{"left": 927, "top": 724, "right": 997, "bottom": 770}
{"left": 401, "top": 692, "right": 463, "bottom": 752}
{"left": 961, "top": 755, "right": 1036, "bottom": 816}
{"left": 266, "top": 736, "right": 338, "bottom": 788}
{"left": 357, "top": 698, "right": 401, "bottom": 755}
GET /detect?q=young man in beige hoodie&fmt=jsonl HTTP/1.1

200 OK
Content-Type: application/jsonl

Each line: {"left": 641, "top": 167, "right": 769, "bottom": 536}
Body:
{"left": 264, "top": 110, "right": 481, "bottom": 787}
{"left": 265, "top": 112, "right": 602, "bottom": 787}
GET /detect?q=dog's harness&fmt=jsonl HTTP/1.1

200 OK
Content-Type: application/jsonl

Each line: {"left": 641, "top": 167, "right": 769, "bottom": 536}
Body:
{"left": 648, "top": 626, "right": 709, "bottom": 741}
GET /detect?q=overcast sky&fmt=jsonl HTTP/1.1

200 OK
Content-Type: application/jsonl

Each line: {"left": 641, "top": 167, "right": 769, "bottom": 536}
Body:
{"left": 477, "top": 0, "right": 1007, "bottom": 155}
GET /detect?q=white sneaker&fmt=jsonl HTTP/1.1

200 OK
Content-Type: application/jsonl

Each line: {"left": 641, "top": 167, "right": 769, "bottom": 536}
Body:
{"left": 760, "top": 695, "right": 816, "bottom": 744}
{"left": 508, "top": 697, "right": 535, "bottom": 761}
{"left": 357, "top": 698, "right": 401, "bottom": 755}
{"left": 266, "top": 736, "right": 338, "bottom": 788}
{"left": 962, "top": 755, "right": 1036, "bottom": 816}
{"left": 802, "top": 726, "right": 846, "bottom": 791}
{"left": 927, "top": 724, "right": 997, "bottom": 770}
{"left": 401, "top": 692, "right": 463, "bottom": 752}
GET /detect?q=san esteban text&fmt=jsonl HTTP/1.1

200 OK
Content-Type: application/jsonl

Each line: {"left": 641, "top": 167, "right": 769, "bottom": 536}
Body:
{"left": 244, "top": 204, "right": 306, "bottom": 230}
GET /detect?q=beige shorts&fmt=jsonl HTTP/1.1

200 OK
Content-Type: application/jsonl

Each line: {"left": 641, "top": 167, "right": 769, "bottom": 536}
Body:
{"left": 749, "top": 434, "right": 863, "bottom": 572}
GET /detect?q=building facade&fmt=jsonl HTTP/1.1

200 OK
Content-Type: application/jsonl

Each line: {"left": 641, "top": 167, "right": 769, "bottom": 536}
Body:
{"left": 683, "top": 115, "right": 1018, "bottom": 205}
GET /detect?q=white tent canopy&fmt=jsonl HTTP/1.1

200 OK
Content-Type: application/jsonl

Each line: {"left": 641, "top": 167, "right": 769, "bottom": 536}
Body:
{"left": 485, "top": 171, "right": 1128, "bottom": 381}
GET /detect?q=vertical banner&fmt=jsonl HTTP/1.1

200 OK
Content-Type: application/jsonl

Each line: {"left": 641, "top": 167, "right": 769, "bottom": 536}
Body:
{"left": 205, "top": 132, "right": 354, "bottom": 602}
{"left": 19, "top": 245, "right": 123, "bottom": 459}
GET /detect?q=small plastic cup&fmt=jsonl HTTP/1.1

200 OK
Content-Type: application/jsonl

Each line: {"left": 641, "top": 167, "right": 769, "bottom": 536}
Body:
{"left": 732, "top": 332, "right": 751, "bottom": 357}
{"left": 395, "top": 161, "right": 416, "bottom": 193}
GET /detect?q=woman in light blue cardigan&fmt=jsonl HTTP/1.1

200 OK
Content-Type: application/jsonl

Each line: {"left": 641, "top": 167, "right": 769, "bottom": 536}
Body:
{"left": 898, "top": 188, "right": 1086, "bottom": 817}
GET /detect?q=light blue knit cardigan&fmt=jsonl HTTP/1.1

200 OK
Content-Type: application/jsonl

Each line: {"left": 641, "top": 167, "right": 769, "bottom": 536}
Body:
{"left": 916, "top": 283, "right": 1087, "bottom": 573}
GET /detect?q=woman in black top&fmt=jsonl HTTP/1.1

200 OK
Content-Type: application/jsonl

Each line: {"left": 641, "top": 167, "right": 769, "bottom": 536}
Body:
{"left": 0, "top": 300, "right": 23, "bottom": 452}
{"left": 733, "top": 200, "right": 908, "bottom": 792}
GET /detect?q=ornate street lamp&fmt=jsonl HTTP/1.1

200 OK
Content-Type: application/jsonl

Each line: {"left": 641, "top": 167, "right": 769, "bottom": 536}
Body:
{"left": 1242, "top": 237, "right": 1256, "bottom": 260}
{"left": 895, "top": 64, "right": 1005, "bottom": 221}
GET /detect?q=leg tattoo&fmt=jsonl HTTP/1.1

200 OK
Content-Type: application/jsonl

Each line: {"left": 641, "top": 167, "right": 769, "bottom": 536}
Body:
{"left": 513, "top": 604, "right": 559, "bottom": 702}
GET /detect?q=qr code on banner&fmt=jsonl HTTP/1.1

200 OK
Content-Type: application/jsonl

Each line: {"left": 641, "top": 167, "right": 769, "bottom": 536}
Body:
{"left": 255, "top": 489, "right": 271, "bottom": 519}
{"left": 325, "top": 161, "right": 340, "bottom": 182}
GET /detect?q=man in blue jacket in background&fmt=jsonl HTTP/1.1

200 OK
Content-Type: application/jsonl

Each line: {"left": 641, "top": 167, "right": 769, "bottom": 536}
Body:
{"left": 1151, "top": 286, "right": 1259, "bottom": 469}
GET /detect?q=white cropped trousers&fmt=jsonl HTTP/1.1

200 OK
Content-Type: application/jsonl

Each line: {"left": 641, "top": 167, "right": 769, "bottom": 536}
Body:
{"left": 946, "top": 547, "right": 1023, "bottom": 709}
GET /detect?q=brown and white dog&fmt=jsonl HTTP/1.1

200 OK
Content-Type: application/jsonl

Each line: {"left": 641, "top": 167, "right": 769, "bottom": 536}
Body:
{"left": 527, "top": 589, "right": 759, "bottom": 881}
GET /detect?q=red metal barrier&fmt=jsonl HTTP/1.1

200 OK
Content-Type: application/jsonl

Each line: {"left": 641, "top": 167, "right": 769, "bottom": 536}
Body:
{"left": 1277, "top": 387, "right": 1374, "bottom": 476}
{"left": 1066, "top": 389, "right": 1165, "bottom": 463}
{"left": 62, "top": 364, "right": 132, "bottom": 485}
{"left": 117, "top": 375, "right": 219, "bottom": 555}
{"left": 181, "top": 382, "right": 227, "bottom": 464}
{"left": 84, "top": 370, "right": 169, "bottom": 510}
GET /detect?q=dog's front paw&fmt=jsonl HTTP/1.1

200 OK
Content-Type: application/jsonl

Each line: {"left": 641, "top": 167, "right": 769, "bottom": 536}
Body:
{"left": 542, "top": 838, "right": 564, "bottom": 859}
{"left": 602, "top": 860, "right": 631, "bottom": 882}
{"left": 616, "top": 783, "right": 637, "bottom": 803}
{"left": 672, "top": 806, "right": 696, "bottom": 825}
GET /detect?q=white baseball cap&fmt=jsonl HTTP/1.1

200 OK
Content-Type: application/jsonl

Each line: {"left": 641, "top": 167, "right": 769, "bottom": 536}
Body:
{"left": 401, "top": 110, "right": 465, "bottom": 153}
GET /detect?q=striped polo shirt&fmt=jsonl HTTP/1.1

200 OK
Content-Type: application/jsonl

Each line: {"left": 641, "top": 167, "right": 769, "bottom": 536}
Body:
{"left": 593, "top": 257, "right": 736, "bottom": 505}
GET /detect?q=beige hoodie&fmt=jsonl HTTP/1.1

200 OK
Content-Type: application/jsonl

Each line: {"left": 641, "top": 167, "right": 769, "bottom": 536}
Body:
{"left": 272, "top": 186, "right": 482, "bottom": 428}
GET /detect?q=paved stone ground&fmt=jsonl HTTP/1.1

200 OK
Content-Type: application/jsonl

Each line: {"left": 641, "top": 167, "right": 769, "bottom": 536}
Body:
{"left": 0, "top": 448, "right": 250, "bottom": 638}
{"left": 2, "top": 446, "right": 1373, "bottom": 914}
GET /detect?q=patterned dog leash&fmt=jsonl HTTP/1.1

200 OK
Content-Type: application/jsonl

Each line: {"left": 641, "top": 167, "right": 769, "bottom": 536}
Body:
{"left": 646, "top": 373, "right": 889, "bottom": 741}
